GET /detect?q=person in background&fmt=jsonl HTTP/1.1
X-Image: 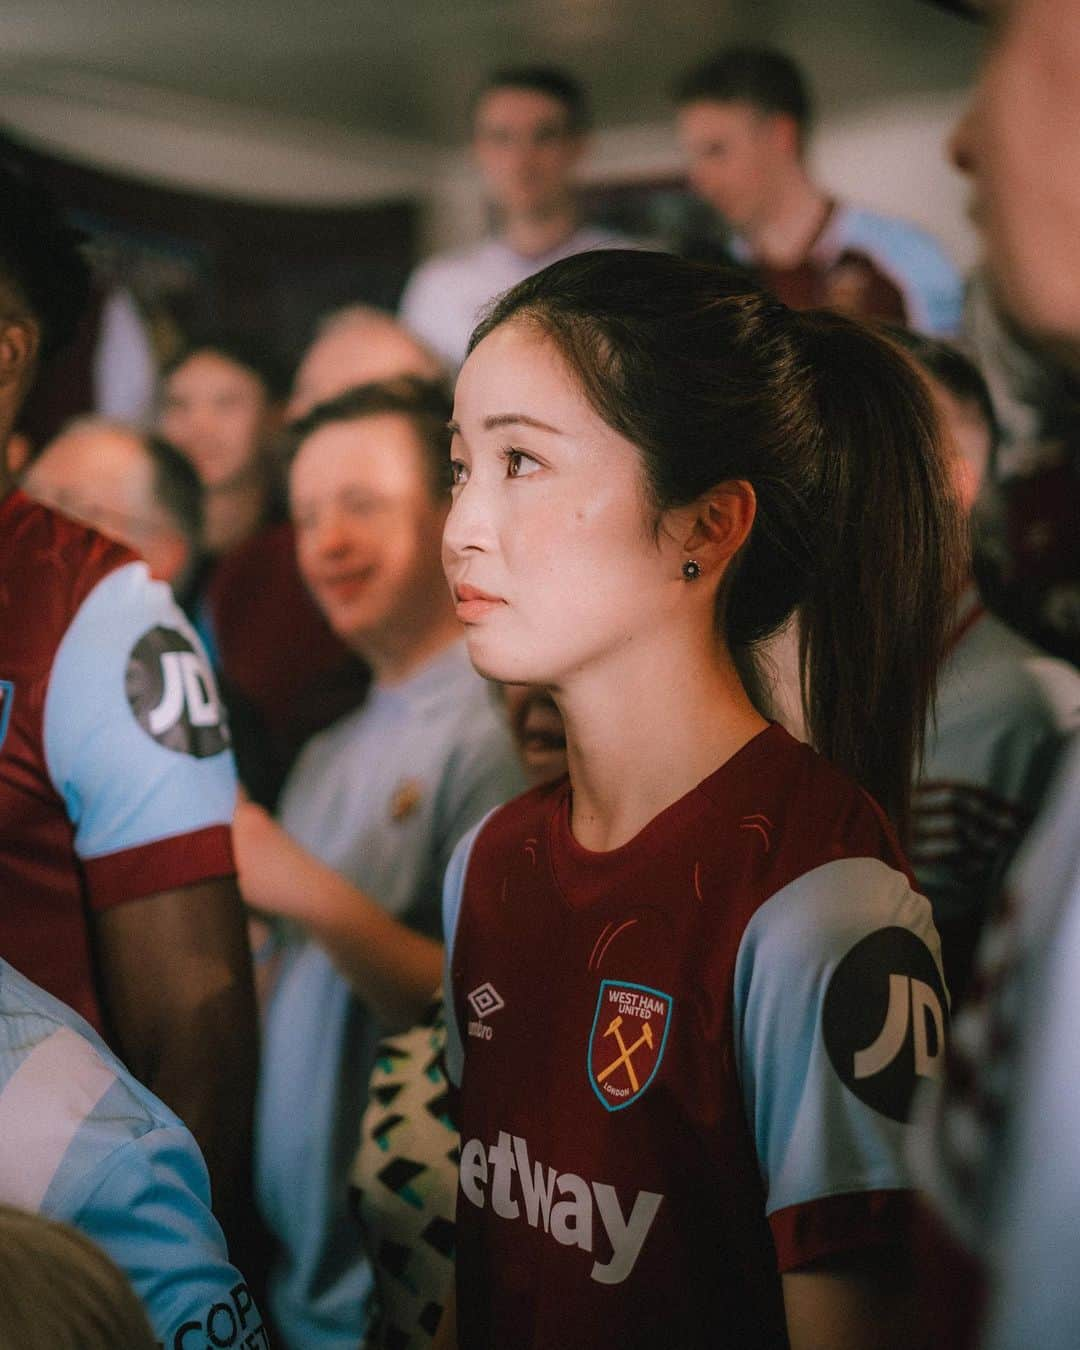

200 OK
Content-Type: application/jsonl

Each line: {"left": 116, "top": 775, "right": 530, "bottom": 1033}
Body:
{"left": 888, "top": 331, "right": 1080, "bottom": 1003}
{"left": 961, "top": 268, "right": 1080, "bottom": 666}
{"left": 161, "top": 332, "right": 367, "bottom": 804}
{"left": 909, "top": 2, "right": 1080, "bottom": 1348}
{"left": 0, "top": 157, "right": 258, "bottom": 1279}
{"left": 673, "top": 45, "right": 964, "bottom": 334}
{"left": 22, "top": 416, "right": 202, "bottom": 596}
{"left": 0, "top": 1206, "right": 157, "bottom": 1350}
{"left": 288, "top": 305, "right": 446, "bottom": 421}
{"left": 399, "top": 66, "right": 636, "bottom": 370}
{"left": 159, "top": 331, "right": 287, "bottom": 560}
{"left": 232, "top": 377, "right": 524, "bottom": 1350}
{"left": 501, "top": 684, "right": 569, "bottom": 787}
{"left": 0, "top": 959, "right": 267, "bottom": 1347}
{"left": 347, "top": 684, "right": 566, "bottom": 1349}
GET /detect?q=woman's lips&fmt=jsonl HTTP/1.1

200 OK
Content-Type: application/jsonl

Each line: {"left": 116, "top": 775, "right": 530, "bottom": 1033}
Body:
{"left": 455, "top": 583, "right": 506, "bottom": 622}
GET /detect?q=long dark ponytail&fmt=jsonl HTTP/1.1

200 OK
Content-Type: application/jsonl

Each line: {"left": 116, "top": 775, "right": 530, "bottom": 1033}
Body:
{"left": 469, "top": 250, "right": 965, "bottom": 840}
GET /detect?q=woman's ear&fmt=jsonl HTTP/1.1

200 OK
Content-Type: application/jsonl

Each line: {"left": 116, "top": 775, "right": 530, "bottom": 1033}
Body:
{"left": 0, "top": 317, "right": 39, "bottom": 395}
{"left": 682, "top": 479, "right": 757, "bottom": 570}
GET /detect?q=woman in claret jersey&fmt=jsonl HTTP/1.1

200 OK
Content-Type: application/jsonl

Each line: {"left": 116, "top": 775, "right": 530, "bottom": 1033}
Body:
{"left": 435, "top": 249, "right": 962, "bottom": 1350}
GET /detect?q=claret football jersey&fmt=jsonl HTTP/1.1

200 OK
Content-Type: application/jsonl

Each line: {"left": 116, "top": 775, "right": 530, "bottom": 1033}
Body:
{"left": 0, "top": 490, "right": 236, "bottom": 1031}
{"left": 443, "top": 723, "right": 946, "bottom": 1349}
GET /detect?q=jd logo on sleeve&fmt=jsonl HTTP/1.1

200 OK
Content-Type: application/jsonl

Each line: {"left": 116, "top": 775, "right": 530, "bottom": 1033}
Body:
{"left": 126, "top": 627, "right": 228, "bottom": 758}
{"left": 823, "top": 926, "right": 947, "bottom": 1122}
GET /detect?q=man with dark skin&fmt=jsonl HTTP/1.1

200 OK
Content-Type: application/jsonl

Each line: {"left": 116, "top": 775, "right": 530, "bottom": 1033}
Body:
{"left": 0, "top": 161, "right": 259, "bottom": 1271}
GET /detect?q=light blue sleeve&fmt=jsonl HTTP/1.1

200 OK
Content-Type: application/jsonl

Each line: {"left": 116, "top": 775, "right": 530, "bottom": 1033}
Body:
{"left": 733, "top": 857, "right": 948, "bottom": 1217}
{"left": 68, "top": 1125, "right": 267, "bottom": 1348}
{"left": 441, "top": 816, "right": 493, "bottom": 1088}
{"left": 43, "top": 561, "right": 237, "bottom": 864}
{"left": 840, "top": 208, "right": 964, "bottom": 336}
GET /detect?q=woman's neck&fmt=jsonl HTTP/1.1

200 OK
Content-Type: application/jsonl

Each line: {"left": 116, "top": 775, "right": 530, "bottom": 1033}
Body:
{"left": 203, "top": 475, "right": 269, "bottom": 555}
{"left": 557, "top": 633, "right": 768, "bottom": 853}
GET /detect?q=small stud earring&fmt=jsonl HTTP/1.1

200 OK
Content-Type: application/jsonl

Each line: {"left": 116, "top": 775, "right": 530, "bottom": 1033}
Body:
{"left": 682, "top": 559, "right": 702, "bottom": 581}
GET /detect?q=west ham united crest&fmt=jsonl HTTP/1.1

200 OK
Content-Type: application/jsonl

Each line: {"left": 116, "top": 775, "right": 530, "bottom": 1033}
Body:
{"left": 588, "top": 980, "right": 673, "bottom": 1112}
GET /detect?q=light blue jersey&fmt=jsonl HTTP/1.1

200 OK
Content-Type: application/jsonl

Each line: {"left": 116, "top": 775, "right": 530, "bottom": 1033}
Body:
{"left": 257, "top": 640, "right": 524, "bottom": 1350}
{"left": 0, "top": 959, "right": 266, "bottom": 1348}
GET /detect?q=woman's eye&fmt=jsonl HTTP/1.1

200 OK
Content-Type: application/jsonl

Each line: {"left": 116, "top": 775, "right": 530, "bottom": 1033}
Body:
{"left": 506, "top": 449, "right": 540, "bottom": 478}
{"left": 449, "top": 460, "right": 469, "bottom": 486}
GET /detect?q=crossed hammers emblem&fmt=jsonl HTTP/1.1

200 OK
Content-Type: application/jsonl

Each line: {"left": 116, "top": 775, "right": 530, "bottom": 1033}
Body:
{"left": 597, "top": 1014, "right": 654, "bottom": 1093}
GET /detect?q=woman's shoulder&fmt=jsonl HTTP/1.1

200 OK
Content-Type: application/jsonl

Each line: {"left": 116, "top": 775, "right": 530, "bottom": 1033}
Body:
{"left": 698, "top": 724, "right": 907, "bottom": 880}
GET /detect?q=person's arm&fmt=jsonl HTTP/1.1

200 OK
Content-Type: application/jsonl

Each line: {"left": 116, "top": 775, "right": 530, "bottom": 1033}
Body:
{"left": 782, "top": 1252, "right": 920, "bottom": 1350}
{"left": 42, "top": 557, "right": 261, "bottom": 1261}
{"left": 92, "top": 878, "right": 259, "bottom": 1256}
{"left": 233, "top": 799, "right": 441, "bottom": 1031}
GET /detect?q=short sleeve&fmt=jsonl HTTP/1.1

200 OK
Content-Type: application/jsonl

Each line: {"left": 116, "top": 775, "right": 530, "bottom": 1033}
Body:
{"left": 441, "top": 816, "right": 493, "bottom": 1088}
{"left": 733, "top": 856, "right": 948, "bottom": 1270}
{"left": 71, "top": 1127, "right": 266, "bottom": 1348}
{"left": 43, "top": 561, "right": 237, "bottom": 908}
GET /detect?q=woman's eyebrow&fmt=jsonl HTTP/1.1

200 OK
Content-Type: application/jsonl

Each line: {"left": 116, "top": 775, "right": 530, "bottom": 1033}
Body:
{"left": 482, "top": 413, "right": 565, "bottom": 435}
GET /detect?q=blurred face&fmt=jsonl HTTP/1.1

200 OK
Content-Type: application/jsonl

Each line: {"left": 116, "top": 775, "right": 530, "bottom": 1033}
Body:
{"left": 951, "top": 0, "right": 1080, "bottom": 338}
{"left": 290, "top": 413, "right": 449, "bottom": 654}
{"left": 677, "top": 100, "right": 793, "bottom": 230}
{"left": 287, "top": 321, "right": 444, "bottom": 421}
{"left": 444, "top": 322, "right": 685, "bottom": 687}
{"left": 472, "top": 87, "right": 584, "bottom": 219}
{"left": 23, "top": 427, "right": 190, "bottom": 583}
{"left": 0, "top": 298, "right": 39, "bottom": 482}
{"left": 160, "top": 352, "right": 272, "bottom": 489}
{"left": 502, "top": 685, "right": 568, "bottom": 785}
{"left": 925, "top": 377, "right": 993, "bottom": 517}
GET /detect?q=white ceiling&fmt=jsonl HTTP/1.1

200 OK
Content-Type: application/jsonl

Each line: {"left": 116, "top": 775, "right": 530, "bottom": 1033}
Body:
{"left": 0, "top": 0, "right": 980, "bottom": 146}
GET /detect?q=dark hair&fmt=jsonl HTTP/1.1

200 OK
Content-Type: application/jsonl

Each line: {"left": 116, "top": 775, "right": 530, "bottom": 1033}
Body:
{"left": 165, "top": 330, "right": 291, "bottom": 402}
{"left": 673, "top": 46, "right": 811, "bottom": 135}
{"left": 285, "top": 376, "right": 453, "bottom": 498}
{"left": 145, "top": 432, "right": 204, "bottom": 543}
{"left": 884, "top": 328, "right": 1000, "bottom": 457}
{"left": 469, "top": 249, "right": 964, "bottom": 839}
{"left": 0, "top": 159, "right": 91, "bottom": 362}
{"left": 472, "top": 66, "right": 590, "bottom": 135}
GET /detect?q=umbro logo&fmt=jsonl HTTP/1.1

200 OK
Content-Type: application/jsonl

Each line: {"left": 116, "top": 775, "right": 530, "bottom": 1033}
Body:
{"left": 467, "top": 982, "right": 505, "bottom": 1040}
{"left": 468, "top": 982, "right": 505, "bottom": 1018}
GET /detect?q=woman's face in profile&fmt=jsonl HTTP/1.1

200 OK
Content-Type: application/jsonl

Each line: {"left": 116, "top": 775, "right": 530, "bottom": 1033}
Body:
{"left": 443, "top": 320, "right": 686, "bottom": 691}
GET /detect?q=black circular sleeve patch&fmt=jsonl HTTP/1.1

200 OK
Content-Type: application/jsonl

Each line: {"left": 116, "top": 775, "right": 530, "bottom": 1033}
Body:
{"left": 822, "top": 926, "right": 948, "bottom": 1122}
{"left": 125, "top": 626, "right": 229, "bottom": 758}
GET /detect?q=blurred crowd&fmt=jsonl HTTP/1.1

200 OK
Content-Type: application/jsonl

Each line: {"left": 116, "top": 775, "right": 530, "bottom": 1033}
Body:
{"left": 1, "top": 7, "right": 1079, "bottom": 1349}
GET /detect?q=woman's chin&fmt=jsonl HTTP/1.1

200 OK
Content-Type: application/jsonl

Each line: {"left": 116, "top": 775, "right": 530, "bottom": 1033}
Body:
{"left": 461, "top": 636, "right": 536, "bottom": 687}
